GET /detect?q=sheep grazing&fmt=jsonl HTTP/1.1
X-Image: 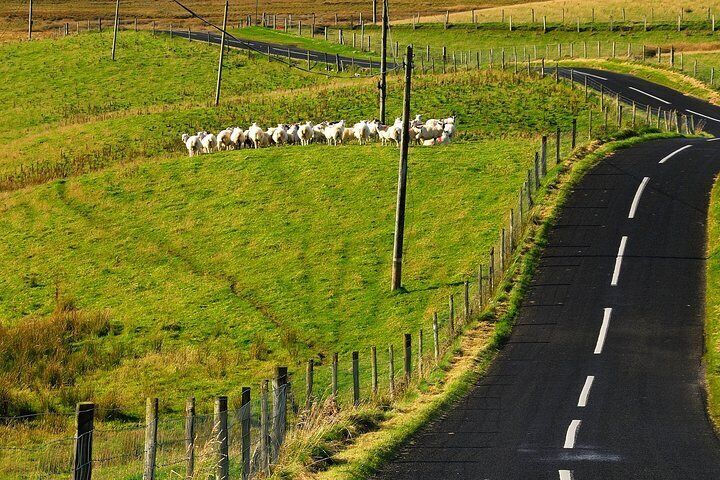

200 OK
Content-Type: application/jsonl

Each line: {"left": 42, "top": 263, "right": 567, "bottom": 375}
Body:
{"left": 247, "top": 123, "right": 265, "bottom": 149}
{"left": 312, "top": 122, "right": 327, "bottom": 143}
{"left": 324, "top": 120, "right": 345, "bottom": 146}
{"left": 200, "top": 133, "right": 218, "bottom": 154}
{"left": 444, "top": 117, "right": 457, "bottom": 138}
{"left": 272, "top": 124, "right": 288, "bottom": 146}
{"left": 287, "top": 124, "right": 300, "bottom": 145}
{"left": 353, "top": 121, "right": 371, "bottom": 145}
{"left": 230, "top": 127, "right": 246, "bottom": 149}
{"left": 217, "top": 128, "right": 234, "bottom": 151}
{"left": 423, "top": 131, "right": 451, "bottom": 146}
{"left": 367, "top": 119, "right": 381, "bottom": 140}
{"left": 297, "top": 122, "right": 314, "bottom": 146}
{"left": 379, "top": 124, "right": 401, "bottom": 147}
{"left": 341, "top": 125, "right": 355, "bottom": 144}
{"left": 181, "top": 133, "right": 202, "bottom": 157}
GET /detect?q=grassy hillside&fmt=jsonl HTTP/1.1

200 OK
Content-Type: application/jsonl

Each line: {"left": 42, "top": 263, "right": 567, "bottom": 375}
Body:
{"left": 0, "top": 30, "right": 600, "bottom": 420}
{"left": 706, "top": 178, "right": 720, "bottom": 428}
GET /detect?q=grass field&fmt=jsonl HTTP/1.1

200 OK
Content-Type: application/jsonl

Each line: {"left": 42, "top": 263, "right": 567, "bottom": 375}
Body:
{"left": 706, "top": 178, "right": 720, "bottom": 428}
{"left": 0, "top": 29, "right": 597, "bottom": 421}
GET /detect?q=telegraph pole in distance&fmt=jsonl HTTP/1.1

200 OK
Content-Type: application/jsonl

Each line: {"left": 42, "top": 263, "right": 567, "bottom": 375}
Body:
{"left": 373, "top": 0, "right": 377, "bottom": 24}
{"left": 111, "top": 0, "right": 120, "bottom": 60}
{"left": 379, "top": 0, "right": 388, "bottom": 124}
{"left": 28, "top": 0, "right": 33, "bottom": 40}
{"left": 391, "top": 45, "right": 413, "bottom": 292}
{"left": 215, "top": 1, "right": 229, "bottom": 106}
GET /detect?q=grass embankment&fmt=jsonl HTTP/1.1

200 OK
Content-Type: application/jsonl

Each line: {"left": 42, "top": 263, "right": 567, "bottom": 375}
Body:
{"left": 706, "top": 178, "right": 720, "bottom": 427}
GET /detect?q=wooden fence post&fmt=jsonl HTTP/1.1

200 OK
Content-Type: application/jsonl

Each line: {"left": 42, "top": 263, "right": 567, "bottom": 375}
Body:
{"left": 272, "top": 366, "right": 288, "bottom": 460}
{"left": 448, "top": 294, "right": 455, "bottom": 335}
{"left": 72, "top": 402, "right": 94, "bottom": 480}
{"left": 540, "top": 135, "right": 547, "bottom": 174}
{"left": 214, "top": 396, "right": 229, "bottom": 480}
{"left": 241, "top": 388, "right": 251, "bottom": 480}
{"left": 144, "top": 398, "right": 158, "bottom": 480}
{"left": 371, "top": 346, "right": 378, "bottom": 396}
{"left": 478, "top": 264, "right": 484, "bottom": 308}
{"left": 305, "top": 359, "right": 314, "bottom": 409}
{"left": 403, "top": 333, "right": 412, "bottom": 383}
{"left": 433, "top": 312, "right": 439, "bottom": 362}
{"left": 534, "top": 152, "right": 541, "bottom": 189}
{"left": 352, "top": 351, "right": 360, "bottom": 406}
{"left": 464, "top": 280, "right": 470, "bottom": 320}
{"left": 389, "top": 344, "right": 395, "bottom": 397}
{"left": 260, "top": 380, "right": 270, "bottom": 474}
{"left": 571, "top": 119, "right": 577, "bottom": 148}
{"left": 185, "top": 398, "right": 195, "bottom": 480}
{"left": 332, "top": 353, "right": 338, "bottom": 398}
{"left": 555, "top": 127, "right": 561, "bottom": 165}
{"left": 418, "top": 329, "right": 424, "bottom": 377}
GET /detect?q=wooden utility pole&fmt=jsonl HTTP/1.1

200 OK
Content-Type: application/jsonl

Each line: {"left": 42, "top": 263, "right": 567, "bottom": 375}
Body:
{"left": 391, "top": 45, "right": 413, "bottom": 291}
{"left": 215, "top": 1, "right": 229, "bottom": 106}
{"left": 111, "top": 0, "right": 120, "bottom": 60}
{"left": 379, "top": 0, "right": 389, "bottom": 124}
{"left": 373, "top": 0, "right": 378, "bottom": 24}
{"left": 28, "top": 0, "right": 33, "bottom": 40}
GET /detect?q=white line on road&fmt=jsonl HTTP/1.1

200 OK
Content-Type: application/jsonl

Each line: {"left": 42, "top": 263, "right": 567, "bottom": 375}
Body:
{"left": 594, "top": 308, "right": 613, "bottom": 355}
{"left": 564, "top": 420, "right": 582, "bottom": 449}
{"left": 577, "top": 376, "right": 595, "bottom": 407}
{"left": 628, "top": 177, "right": 650, "bottom": 219}
{"left": 686, "top": 109, "right": 720, "bottom": 123}
{"left": 611, "top": 237, "right": 628, "bottom": 286}
{"left": 559, "top": 470, "right": 574, "bottom": 480}
{"left": 572, "top": 70, "right": 608, "bottom": 81}
{"left": 659, "top": 145, "right": 692, "bottom": 164}
{"left": 708, "top": 138, "right": 720, "bottom": 142}
{"left": 628, "top": 86, "right": 671, "bottom": 104}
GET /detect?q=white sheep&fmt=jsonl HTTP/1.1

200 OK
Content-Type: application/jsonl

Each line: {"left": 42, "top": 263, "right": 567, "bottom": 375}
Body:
{"left": 379, "top": 125, "right": 401, "bottom": 147}
{"left": 298, "top": 122, "right": 314, "bottom": 146}
{"left": 181, "top": 133, "right": 203, "bottom": 157}
{"left": 200, "top": 133, "right": 218, "bottom": 153}
{"left": 312, "top": 122, "right": 327, "bottom": 143}
{"left": 272, "top": 124, "right": 288, "bottom": 146}
{"left": 341, "top": 125, "right": 355, "bottom": 144}
{"left": 247, "top": 123, "right": 265, "bottom": 149}
{"left": 353, "top": 121, "right": 371, "bottom": 145}
{"left": 367, "top": 119, "right": 381, "bottom": 140}
{"left": 324, "top": 120, "right": 345, "bottom": 146}
{"left": 286, "top": 124, "right": 300, "bottom": 145}
{"left": 229, "top": 127, "right": 246, "bottom": 149}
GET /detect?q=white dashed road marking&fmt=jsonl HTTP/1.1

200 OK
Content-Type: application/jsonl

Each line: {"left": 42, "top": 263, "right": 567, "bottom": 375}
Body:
{"left": 611, "top": 236, "right": 628, "bottom": 286}
{"left": 564, "top": 420, "right": 582, "bottom": 449}
{"left": 578, "top": 376, "right": 595, "bottom": 407}
{"left": 686, "top": 109, "right": 720, "bottom": 123}
{"left": 559, "top": 470, "right": 574, "bottom": 480}
{"left": 628, "top": 86, "right": 671, "bottom": 104}
{"left": 628, "top": 177, "right": 650, "bottom": 219}
{"left": 594, "top": 308, "right": 613, "bottom": 355}
{"left": 659, "top": 145, "right": 692, "bottom": 164}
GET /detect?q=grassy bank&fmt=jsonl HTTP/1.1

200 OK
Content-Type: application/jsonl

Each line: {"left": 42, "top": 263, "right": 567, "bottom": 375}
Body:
{"left": 706, "top": 178, "right": 720, "bottom": 427}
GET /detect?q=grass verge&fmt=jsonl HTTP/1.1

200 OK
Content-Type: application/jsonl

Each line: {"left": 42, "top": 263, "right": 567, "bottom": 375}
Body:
{"left": 706, "top": 176, "right": 720, "bottom": 428}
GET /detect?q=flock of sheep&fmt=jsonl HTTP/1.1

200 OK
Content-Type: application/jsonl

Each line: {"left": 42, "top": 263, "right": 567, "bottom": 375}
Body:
{"left": 180, "top": 115, "right": 457, "bottom": 156}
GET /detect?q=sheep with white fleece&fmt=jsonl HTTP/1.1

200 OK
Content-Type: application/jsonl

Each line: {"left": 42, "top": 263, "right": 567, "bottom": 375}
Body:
{"left": 353, "top": 121, "right": 371, "bottom": 145}
{"left": 247, "top": 123, "right": 265, "bottom": 149}
{"left": 230, "top": 127, "right": 246, "bottom": 149}
{"left": 200, "top": 133, "right": 218, "bottom": 153}
{"left": 297, "top": 122, "right": 314, "bottom": 146}
{"left": 324, "top": 120, "right": 345, "bottom": 146}
{"left": 181, "top": 133, "right": 203, "bottom": 157}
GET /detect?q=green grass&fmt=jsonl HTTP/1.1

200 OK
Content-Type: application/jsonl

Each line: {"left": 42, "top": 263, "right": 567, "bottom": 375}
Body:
{"left": 0, "top": 30, "right": 333, "bottom": 135}
{"left": 706, "top": 177, "right": 720, "bottom": 428}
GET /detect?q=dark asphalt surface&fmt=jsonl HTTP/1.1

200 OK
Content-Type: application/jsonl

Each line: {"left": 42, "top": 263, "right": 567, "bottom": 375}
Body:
{"left": 374, "top": 73, "right": 720, "bottom": 479}
{"left": 163, "top": 28, "right": 391, "bottom": 70}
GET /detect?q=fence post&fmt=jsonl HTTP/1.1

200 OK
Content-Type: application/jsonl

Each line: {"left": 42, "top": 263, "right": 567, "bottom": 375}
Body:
{"left": 272, "top": 366, "right": 288, "bottom": 460}
{"left": 489, "top": 248, "right": 495, "bottom": 293}
{"left": 554, "top": 127, "right": 561, "bottom": 165}
{"left": 72, "top": 402, "right": 94, "bottom": 480}
{"left": 305, "top": 359, "right": 314, "bottom": 409}
{"left": 403, "top": 333, "right": 412, "bottom": 383}
{"left": 352, "top": 351, "right": 360, "bottom": 406}
{"left": 448, "top": 294, "right": 455, "bottom": 336}
{"left": 418, "top": 329, "right": 424, "bottom": 377}
{"left": 185, "top": 398, "right": 195, "bottom": 480}
{"left": 144, "top": 398, "right": 158, "bottom": 480}
{"left": 241, "top": 387, "right": 251, "bottom": 480}
{"left": 371, "top": 346, "right": 378, "bottom": 396}
{"left": 332, "top": 353, "right": 339, "bottom": 399}
{"left": 540, "top": 135, "right": 547, "bottom": 174}
{"left": 389, "top": 344, "right": 395, "bottom": 397}
{"left": 214, "top": 396, "right": 229, "bottom": 480}
{"left": 534, "top": 152, "right": 541, "bottom": 189}
{"left": 571, "top": 119, "right": 577, "bottom": 148}
{"left": 433, "top": 312, "right": 439, "bottom": 362}
{"left": 260, "top": 380, "right": 270, "bottom": 474}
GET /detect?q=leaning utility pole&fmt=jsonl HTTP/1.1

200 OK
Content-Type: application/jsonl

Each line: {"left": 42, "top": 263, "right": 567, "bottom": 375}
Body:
{"left": 373, "top": 0, "right": 377, "bottom": 24}
{"left": 215, "top": 1, "right": 229, "bottom": 106}
{"left": 28, "top": 0, "right": 33, "bottom": 40}
{"left": 379, "top": 0, "right": 389, "bottom": 124}
{"left": 111, "top": 0, "right": 120, "bottom": 60}
{"left": 391, "top": 45, "right": 413, "bottom": 292}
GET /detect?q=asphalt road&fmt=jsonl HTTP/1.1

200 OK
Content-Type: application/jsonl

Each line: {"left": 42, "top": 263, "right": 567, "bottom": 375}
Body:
{"left": 374, "top": 72, "right": 720, "bottom": 479}
{"left": 163, "top": 28, "right": 390, "bottom": 71}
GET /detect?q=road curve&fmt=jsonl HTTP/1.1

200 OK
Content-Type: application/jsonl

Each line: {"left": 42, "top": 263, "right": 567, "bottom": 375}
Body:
{"left": 375, "top": 72, "right": 720, "bottom": 479}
